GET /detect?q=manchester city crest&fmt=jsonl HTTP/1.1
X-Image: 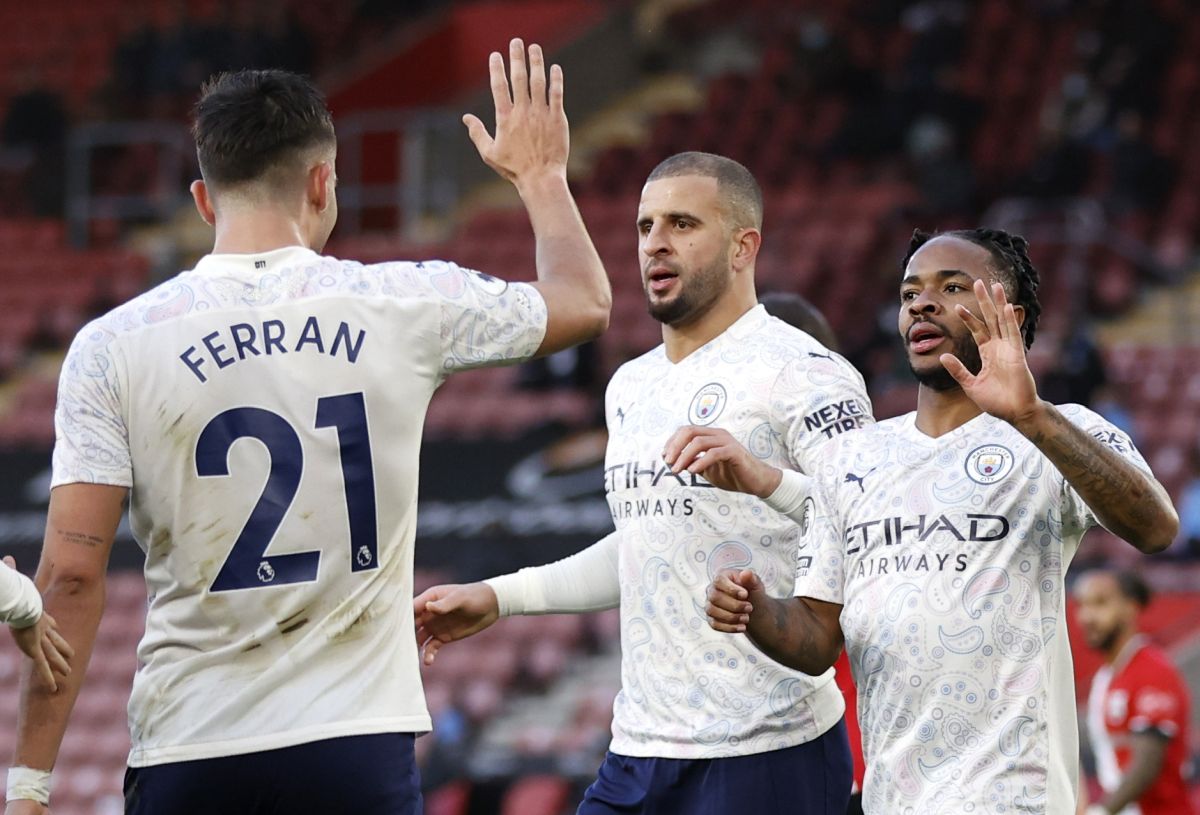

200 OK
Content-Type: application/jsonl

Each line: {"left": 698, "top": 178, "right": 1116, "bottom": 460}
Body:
{"left": 688, "top": 383, "right": 727, "bottom": 425}
{"left": 965, "top": 444, "right": 1014, "bottom": 485}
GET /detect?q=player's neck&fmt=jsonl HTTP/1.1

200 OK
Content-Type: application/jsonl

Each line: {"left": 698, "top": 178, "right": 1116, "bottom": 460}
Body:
{"left": 211, "top": 213, "right": 313, "bottom": 256}
{"left": 661, "top": 291, "right": 757, "bottom": 363}
{"left": 914, "top": 385, "right": 984, "bottom": 437}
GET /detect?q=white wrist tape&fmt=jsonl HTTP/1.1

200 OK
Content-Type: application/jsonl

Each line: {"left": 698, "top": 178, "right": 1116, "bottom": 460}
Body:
{"left": 763, "top": 469, "right": 811, "bottom": 518}
{"left": 6, "top": 766, "right": 51, "bottom": 805}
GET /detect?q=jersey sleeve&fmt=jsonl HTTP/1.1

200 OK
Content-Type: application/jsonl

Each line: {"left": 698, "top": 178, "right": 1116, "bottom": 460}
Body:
{"left": 792, "top": 469, "right": 845, "bottom": 605}
{"left": 0, "top": 560, "right": 42, "bottom": 628}
{"left": 403, "top": 261, "right": 548, "bottom": 376}
{"left": 1056, "top": 405, "right": 1153, "bottom": 535}
{"left": 51, "top": 321, "right": 133, "bottom": 489}
{"left": 1127, "top": 665, "right": 1187, "bottom": 739}
{"left": 771, "top": 354, "right": 873, "bottom": 475}
{"left": 485, "top": 531, "right": 621, "bottom": 616}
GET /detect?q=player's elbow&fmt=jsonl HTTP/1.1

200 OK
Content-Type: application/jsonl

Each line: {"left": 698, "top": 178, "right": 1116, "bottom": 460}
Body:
{"left": 1130, "top": 508, "right": 1180, "bottom": 555}
{"left": 794, "top": 646, "right": 840, "bottom": 677}
{"left": 580, "top": 291, "right": 611, "bottom": 340}
{"left": 41, "top": 563, "right": 107, "bottom": 600}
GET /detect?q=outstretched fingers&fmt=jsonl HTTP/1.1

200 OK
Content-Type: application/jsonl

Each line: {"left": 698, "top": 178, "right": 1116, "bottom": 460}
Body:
{"left": 527, "top": 43, "right": 546, "bottom": 105}
{"left": 549, "top": 63, "right": 564, "bottom": 115}
{"left": 938, "top": 352, "right": 975, "bottom": 387}
{"left": 508, "top": 38, "right": 529, "bottom": 106}
{"left": 487, "top": 50, "right": 512, "bottom": 118}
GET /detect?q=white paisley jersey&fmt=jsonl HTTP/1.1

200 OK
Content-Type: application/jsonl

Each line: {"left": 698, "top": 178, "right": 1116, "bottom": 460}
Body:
{"left": 604, "top": 304, "right": 872, "bottom": 758}
{"left": 52, "top": 246, "right": 547, "bottom": 767}
{"left": 792, "top": 406, "right": 1150, "bottom": 814}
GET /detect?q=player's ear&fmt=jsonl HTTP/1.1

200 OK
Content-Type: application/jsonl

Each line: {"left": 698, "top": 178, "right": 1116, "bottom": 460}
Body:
{"left": 1012, "top": 304, "right": 1025, "bottom": 329}
{"left": 731, "top": 227, "right": 761, "bottom": 273}
{"left": 190, "top": 180, "right": 216, "bottom": 226}
{"left": 308, "top": 161, "right": 333, "bottom": 213}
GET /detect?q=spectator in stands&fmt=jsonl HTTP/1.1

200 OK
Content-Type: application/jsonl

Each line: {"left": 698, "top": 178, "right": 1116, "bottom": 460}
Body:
{"left": 256, "top": 4, "right": 315, "bottom": 76}
{"left": 906, "top": 114, "right": 976, "bottom": 216}
{"left": 1019, "top": 115, "right": 1091, "bottom": 199}
{"left": 1107, "top": 110, "right": 1171, "bottom": 214}
{"left": 0, "top": 66, "right": 68, "bottom": 216}
{"left": 110, "top": 16, "right": 161, "bottom": 113}
{"left": 0, "top": 555, "right": 71, "bottom": 693}
{"left": 1076, "top": 569, "right": 1196, "bottom": 815}
{"left": 1039, "top": 319, "right": 1108, "bottom": 407}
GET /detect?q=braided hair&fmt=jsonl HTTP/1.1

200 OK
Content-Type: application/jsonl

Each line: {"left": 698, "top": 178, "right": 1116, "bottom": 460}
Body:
{"left": 900, "top": 228, "right": 1042, "bottom": 348}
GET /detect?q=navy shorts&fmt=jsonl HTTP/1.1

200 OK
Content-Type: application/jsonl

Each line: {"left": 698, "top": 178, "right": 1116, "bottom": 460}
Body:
{"left": 578, "top": 718, "right": 852, "bottom": 815}
{"left": 123, "top": 733, "right": 422, "bottom": 815}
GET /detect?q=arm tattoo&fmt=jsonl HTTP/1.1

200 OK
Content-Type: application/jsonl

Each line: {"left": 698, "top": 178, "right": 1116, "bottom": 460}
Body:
{"left": 57, "top": 529, "right": 105, "bottom": 548}
{"left": 1025, "top": 407, "right": 1166, "bottom": 542}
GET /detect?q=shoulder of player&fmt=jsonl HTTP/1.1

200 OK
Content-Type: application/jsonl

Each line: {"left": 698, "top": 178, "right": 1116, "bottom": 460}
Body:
{"left": 1125, "top": 642, "right": 1185, "bottom": 680}
{"left": 327, "top": 257, "right": 523, "bottom": 303}
{"left": 1051, "top": 402, "right": 1117, "bottom": 431}
{"left": 609, "top": 345, "right": 667, "bottom": 382}
{"left": 837, "top": 414, "right": 907, "bottom": 450}
{"left": 811, "top": 414, "right": 905, "bottom": 473}
{"left": 755, "top": 319, "right": 841, "bottom": 362}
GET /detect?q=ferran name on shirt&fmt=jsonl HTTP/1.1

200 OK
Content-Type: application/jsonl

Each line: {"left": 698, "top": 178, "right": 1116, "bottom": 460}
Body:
{"left": 179, "top": 315, "right": 367, "bottom": 384}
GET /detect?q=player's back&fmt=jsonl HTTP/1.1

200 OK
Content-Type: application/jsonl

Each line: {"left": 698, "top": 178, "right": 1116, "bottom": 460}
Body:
{"left": 54, "top": 246, "right": 547, "bottom": 765}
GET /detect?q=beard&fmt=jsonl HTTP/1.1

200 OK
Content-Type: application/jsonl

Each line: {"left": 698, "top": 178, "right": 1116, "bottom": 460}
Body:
{"left": 645, "top": 254, "right": 731, "bottom": 327}
{"left": 908, "top": 330, "right": 983, "bottom": 391}
{"left": 1085, "top": 625, "right": 1122, "bottom": 653}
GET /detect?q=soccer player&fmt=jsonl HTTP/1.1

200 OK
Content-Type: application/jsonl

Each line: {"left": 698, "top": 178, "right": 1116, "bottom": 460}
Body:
{"left": 5, "top": 40, "right": 610, "bottom": 815}
{"left": 698, "top": 228, "right": 1179, "bottom": 814}
{"left": 758, "top": 291, "right": 839, "bottom": 351}
{"left": 414, "top": 151, "right": 872, "bottom": 814}
{"left": 1076, "top": 569, "right": 1195, "bottom": 815}
{"left": 0, "top": 556, "right": 71, "bottom": 692}
{"left": 758, "top": 291, "right": 866, "bottom": 815}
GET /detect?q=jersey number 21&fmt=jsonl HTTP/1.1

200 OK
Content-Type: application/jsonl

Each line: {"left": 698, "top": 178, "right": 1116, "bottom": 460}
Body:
{"left": 195, "top": 392, "right": 378, "bottom": 592}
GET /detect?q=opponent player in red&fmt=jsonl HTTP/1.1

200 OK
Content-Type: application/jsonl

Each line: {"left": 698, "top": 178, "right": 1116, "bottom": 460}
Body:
{"left": 1076, "top": 569, "right": 1195, "bottom": 815}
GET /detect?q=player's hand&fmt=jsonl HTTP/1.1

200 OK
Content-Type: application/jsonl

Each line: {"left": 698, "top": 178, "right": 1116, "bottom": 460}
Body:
{"left": 663, "top": 426, "right": 783, "bottom": 498}
{"left": 3, "top": 558, "right": 73, "bottom": 693}
{"left": 706, "top": 569, "right": 764, "bottom": 634}
{"left": 940, "top": 279, "right": 1041, "bottom": 425}
{"left": 413, "top": 582, "right": 500, "bottom": 665}
{"left": 464, "top": 38, "right": 567, "bottom": 189}
{"left": 5, "top": 800, "right": 49, "bottom": 814}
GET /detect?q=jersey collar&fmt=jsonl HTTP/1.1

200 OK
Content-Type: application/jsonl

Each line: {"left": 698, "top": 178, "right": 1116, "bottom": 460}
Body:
{"left": 192, "top": 246, "right": 323, "bottom": 276}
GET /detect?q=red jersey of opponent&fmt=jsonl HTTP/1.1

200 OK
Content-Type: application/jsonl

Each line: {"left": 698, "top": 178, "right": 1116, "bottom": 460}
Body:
{"left": 1086, "top": 636, "right": 1194, "bottom": 815}
{"left": 834, "top": 651, "right": 865, "bottom": 793}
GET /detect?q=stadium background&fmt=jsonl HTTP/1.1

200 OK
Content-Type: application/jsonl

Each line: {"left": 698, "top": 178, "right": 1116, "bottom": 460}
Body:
{"left": 0, "top": 0, "right": 1197, "bottom": 811}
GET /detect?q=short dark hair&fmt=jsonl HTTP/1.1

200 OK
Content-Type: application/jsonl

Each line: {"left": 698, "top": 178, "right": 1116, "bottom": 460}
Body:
{"left": 193, "top": 70, "right": 336, "bottom": 191}
{"left": 760, "top": 291, "right": 838, "bottom": 351}
{"left": 901, "top": 228, "right": 1042, "bottom": 348}
{"left": 646, "top": 151, "right": 763, "bottom": 231}
{"left": 1113, "top": 569, "right": 1152, "bottom": 608}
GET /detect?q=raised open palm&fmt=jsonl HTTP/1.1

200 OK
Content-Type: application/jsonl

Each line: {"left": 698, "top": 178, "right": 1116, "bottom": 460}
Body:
{"left": 939, "top": 279, "right": 1039, "bottom": 424}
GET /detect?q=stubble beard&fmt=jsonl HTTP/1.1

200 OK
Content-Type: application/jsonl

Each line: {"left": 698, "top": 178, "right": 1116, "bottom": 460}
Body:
{"left": 646, "top": 254, "right": 731, "bottom": 327}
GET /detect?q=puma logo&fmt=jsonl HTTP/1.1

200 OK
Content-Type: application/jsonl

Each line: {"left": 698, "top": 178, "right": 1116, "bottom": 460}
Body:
{"left": 845, "top": 467, "right": 877, "bottom": 493}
